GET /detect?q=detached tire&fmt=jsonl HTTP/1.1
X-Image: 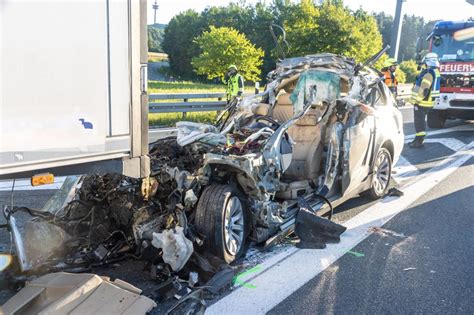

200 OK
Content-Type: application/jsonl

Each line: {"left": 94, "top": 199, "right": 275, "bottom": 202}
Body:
{"left": 427, "top": 110, "right": 446, "bottom": 129}
{"left": 363, "top": 148, "right": 392, "bottom": 200}
{"left": 195, "top": 184, "right": 248, "bottom": 264}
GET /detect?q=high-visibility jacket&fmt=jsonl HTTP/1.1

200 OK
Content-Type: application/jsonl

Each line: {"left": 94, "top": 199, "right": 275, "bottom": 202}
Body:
{"left": 383, "top": 69, "right": 398, "bottom": 92}
{"left": 410, "top": 68, "right": 441, "bottom": 107}
{"left": 225, "top": 73, "right": 244, "bottom": 101}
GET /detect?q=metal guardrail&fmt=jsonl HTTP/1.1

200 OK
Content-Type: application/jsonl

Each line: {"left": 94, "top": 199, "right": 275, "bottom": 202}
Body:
{"left": 149, "top": 93, "right": 228, "bottom": 116}
{"left": 148, "top": 86, "right": 412, "bottom": 115}
{"left": 147, "top": 86, "right": 413, "bottom": 141}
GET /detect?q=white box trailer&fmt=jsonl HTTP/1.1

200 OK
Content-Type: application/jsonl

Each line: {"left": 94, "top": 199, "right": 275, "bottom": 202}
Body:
{"left": 0, "top": 0, "right": 149, "bottom": 179}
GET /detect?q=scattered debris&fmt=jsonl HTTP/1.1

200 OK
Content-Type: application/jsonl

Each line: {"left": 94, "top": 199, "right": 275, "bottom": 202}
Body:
{"left": 151, "top": 227, "right": 194, "bottom": 272}
{"left": 295, "top": 208, "right": 346, "bottom": 249}
{"left": 1, "top": 272, "right": 156, "bottom": 314}
{"left": 370, "top": 227, "right": 406, "bottom": 238}
{"left": 206, "top": 268, "right": 235, "bottom": 293}
{"left": 387, "top": 187, "right": 404, "bottom": 197}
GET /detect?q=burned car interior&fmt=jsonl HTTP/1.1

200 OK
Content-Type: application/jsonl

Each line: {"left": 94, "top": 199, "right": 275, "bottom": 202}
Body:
{"left": 1, "top": 52, "right": 403, "bottom": 312}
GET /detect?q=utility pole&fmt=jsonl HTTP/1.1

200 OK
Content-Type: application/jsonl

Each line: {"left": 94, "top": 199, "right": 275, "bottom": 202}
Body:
{"left": 389, "top": 0, "right": 406, "bottom": 61}
{"left": 152, "top": 0, "right": 159, "bottom": 25}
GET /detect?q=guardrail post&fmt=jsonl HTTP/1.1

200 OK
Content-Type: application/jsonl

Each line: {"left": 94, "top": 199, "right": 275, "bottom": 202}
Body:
{"left": 217, "top": 97, "right": 223, "bottom": 116}
{"left": 182, "top": 98, "right": 188, "bottom": 119}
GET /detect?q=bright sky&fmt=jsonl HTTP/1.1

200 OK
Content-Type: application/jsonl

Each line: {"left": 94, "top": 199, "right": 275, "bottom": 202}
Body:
{"left": 147, "top": 0, "right": 474, "bottom": 25}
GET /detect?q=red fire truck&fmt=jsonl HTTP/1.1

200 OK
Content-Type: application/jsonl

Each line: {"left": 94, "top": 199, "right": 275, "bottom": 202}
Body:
{"left": 419, "top": 20, "right": 474, "bottom": 128}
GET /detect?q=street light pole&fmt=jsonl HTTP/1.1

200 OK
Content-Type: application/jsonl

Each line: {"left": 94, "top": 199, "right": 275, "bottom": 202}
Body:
{"left": 389, "top": 0, "right": 406, "bottom": 61}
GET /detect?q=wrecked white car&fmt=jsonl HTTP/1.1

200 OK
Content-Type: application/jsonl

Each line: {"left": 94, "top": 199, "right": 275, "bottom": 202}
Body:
{"left": 3, "top": 54, "right": 404, "bottom": 286}
{"left": 155, "top": 53, "right": 404, "bottom": 262}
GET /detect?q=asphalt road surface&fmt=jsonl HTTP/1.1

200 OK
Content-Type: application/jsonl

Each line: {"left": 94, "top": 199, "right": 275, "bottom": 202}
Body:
{"left": 1, "top": 106, "right": 473, "bottom": 314}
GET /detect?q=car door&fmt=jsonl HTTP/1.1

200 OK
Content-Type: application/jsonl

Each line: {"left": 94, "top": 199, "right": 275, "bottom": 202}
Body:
{"left": 340, "top": 86, "right": 378, "bottom": 196}
{"left": 373, "top": 83, "right": 404, "bottom": 165}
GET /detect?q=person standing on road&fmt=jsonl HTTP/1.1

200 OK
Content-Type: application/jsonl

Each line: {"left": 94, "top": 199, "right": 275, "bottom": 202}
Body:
{"left": 409, "top": 53, "right": 441, "bottom": 148}
{"left": 381, "top": 58, "right": 399, "bottom": 96}
{"left": 224, "top": 65, "right": 244, "bottom": 103}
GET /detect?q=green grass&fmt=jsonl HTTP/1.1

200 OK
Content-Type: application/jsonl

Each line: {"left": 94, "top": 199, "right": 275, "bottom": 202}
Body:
{"left": 148, "top": 80, "right": 224, "bottom": 94}
{"left": 148, "top": 80, "right": 224, "bottom": 127}
{"left": 149, "top": 111, "right": 218, "bottom": 127}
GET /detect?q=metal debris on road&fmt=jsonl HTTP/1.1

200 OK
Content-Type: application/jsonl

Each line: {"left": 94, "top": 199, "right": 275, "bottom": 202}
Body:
{"left": 387, "top": 187, "right": 404, "bottom": 197}
{"left": 370, "top": 227, "right": 406, "bottom": 238}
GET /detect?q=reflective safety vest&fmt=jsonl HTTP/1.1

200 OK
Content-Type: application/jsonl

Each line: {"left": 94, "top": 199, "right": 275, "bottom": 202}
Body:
{"left": 410, "top": 68, "right": 441, "bottom": 107}
{"left": 225, "top": 73, "right": 244, "bottom": 101}
{"left": 383, "top": 70, "right": 398, "bottom": 91}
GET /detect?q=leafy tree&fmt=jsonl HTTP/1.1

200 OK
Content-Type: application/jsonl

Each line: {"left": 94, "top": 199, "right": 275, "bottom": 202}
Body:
{"left": 162, "top": 10, "right": 205, "bottom": 79}
{"left": 373, "top": 12, "right": 393, "bottom": 48}
{"left": 350, "top": 8, "right": 383, "bottom": 62}
{"left": 283, "top": 0, "right": 382, "bottom": 63}
{"left": 148, "top": 25, "right": 164, "bottom": 53}
{"left": 399, "top": 15, "right": 426, "bottom": 61}
{"left": 396, "top": 67, "right": 406, "bottom": 84}
{"left": 399, "top": 59, "right": 418, "bottom": 83}
{"left": 373, "top": 12, "right": 440, "bottom": 61}
{"left": 163, "top": 1, "right": 384, "bottom": 81}
{"left": 192, "top": 26, "right": 264, "bottom": 82}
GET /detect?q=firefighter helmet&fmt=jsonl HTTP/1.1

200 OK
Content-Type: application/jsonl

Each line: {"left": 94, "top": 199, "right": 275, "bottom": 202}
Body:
{"left": 423, "top": 53, "right": 440, "bottom": 68}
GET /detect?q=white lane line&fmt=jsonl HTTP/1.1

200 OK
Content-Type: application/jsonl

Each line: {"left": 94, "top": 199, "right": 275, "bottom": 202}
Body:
{"left": 404, "top": 137, "right": 466, "bottom": 152}
{"left": 207, "top": 141, "right": 474, "bottom": 315}
{"left": 405, "top": 123, "right": 474, "bottom": 140}
{"left": 0, "top": 177, "right": 66, "bottom": 191}
{"left": 392, "top": 155, "right": 421, "bottom": 183}
{"left": 424, "top": 138, "right": 466, "bottom": 152}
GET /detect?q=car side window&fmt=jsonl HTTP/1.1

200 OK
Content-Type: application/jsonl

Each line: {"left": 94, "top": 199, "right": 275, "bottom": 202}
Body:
{"left": 371, "top": 83, "right": 389, "bottom": 107}
{"left": 366, "top": 86, "right": 382, "bottom": 106}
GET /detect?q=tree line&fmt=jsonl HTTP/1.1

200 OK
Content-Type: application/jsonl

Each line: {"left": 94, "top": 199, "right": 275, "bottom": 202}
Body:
{"left": 156, "top": 0, "right": 439, "bottom": 82}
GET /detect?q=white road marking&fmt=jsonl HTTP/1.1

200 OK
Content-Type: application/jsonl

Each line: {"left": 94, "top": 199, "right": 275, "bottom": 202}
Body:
{"left": 207, "top": 141, "right": 474, "bottom": 315}
{"left": 0, "top": 177, "right": 66, "bottom": 191}
{"left": 404, "top": 137, "right": 466, "bottom": 152}
{"left": 392, "top": 155, "right": 420, "bottom": 183}
{"left": 404, "top": 123, "right": 474, "bottom": 140}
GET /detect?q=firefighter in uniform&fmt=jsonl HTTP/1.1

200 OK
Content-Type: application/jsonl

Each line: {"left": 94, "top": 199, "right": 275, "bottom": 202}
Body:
{"left": 224, "top": 65, "right": 244, "bottom": 103}
{"left": 381, "top": 58, "right": 399, "bottom": 96}
{"left": 409, "top": 53, "right": 441, "bottom": 148}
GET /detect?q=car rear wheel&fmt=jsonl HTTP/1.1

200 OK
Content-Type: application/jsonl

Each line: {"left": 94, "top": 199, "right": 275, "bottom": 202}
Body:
{"left": 195, "top": 184, "right": 248, "bottom": 264}
{"left": 427, "top": 109, "right": 446, "bottom": 129}
{"left": 363, "top": 148, "right": 392, "bottom": 200}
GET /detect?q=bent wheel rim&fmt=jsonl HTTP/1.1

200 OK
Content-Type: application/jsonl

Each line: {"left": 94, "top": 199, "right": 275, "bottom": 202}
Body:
{"left": 373, "top": 152, "right": 390, "bottom": 195}
{"left": 224, "top": 196, "right": 244, "bottom": 256}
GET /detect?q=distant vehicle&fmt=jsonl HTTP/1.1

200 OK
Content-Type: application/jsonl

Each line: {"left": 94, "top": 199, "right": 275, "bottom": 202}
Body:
{"left": 417, "top": 20, "right": 474, "bottom": 128}
{"left": 0, "top": 0, "right": 149, "bottom": 180}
